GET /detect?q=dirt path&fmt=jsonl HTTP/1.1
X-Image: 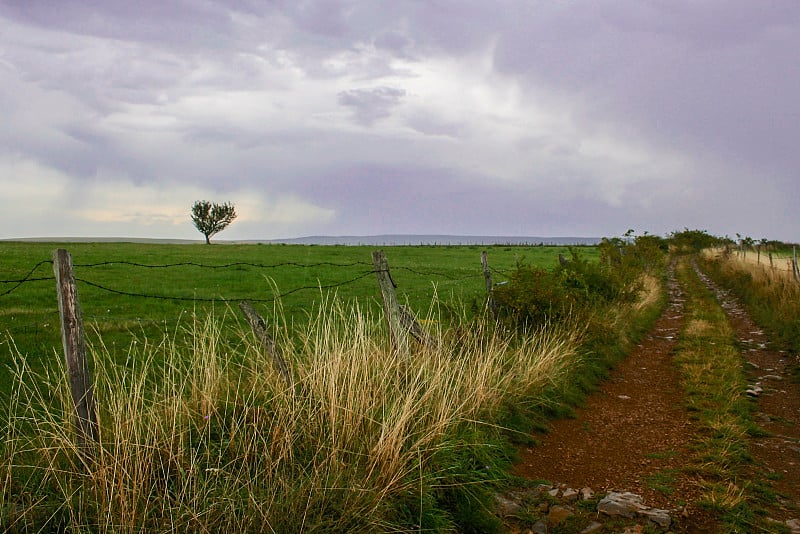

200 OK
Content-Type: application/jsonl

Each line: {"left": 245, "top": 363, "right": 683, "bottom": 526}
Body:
{"left": 510, "top": 262, "right": 800, "bottom": 531}
{"left": 512, "top": 267, "right": 708, "bottom": 520}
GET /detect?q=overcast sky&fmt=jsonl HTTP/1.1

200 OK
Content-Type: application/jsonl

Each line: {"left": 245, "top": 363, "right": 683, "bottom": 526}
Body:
{"left": 1, "top": 1, "right": 798, "bottom": 242}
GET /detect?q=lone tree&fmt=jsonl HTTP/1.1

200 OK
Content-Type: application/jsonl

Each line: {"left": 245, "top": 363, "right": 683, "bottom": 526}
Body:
{"left": 191, "top": 200, "right": 237, "bottom": 244}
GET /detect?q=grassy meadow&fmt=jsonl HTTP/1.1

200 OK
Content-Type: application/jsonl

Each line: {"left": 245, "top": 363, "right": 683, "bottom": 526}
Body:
{"left": 1, "top": 241, "right": 596, "bottom": 391}
{"left": 1, "top": 241, "right": 619, "bottom": 532}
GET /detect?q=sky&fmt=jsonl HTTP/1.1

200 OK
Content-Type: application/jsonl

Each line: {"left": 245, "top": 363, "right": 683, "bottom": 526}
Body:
{"left": 1, "top": 1, "right": 799, "bottom": 242}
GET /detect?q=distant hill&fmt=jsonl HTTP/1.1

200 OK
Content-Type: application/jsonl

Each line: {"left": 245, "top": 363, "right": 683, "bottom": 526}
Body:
{"left": 4, "top": 235, "right": 603, "bottom": 246}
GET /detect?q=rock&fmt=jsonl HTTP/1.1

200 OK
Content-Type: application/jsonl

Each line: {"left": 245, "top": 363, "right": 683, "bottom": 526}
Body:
{"left": 746, "top": 385, "right": 763, "bottom": 397}
{"left": 562, "top": 488, "right": 579, "bottom": 502}
{"left": 495, "top": 494, "right": 521, "bottom": 517}
{"left": 761, "top": 374, "right": 784, "bottom": 381}
{"left": 580, "top": 487, "right": 595, "bottom": 501}
{"left": 548, "top": 487, "right": 560, "bottom": 498}
{"left": 638, "top": 507, "right": 672, "bottom": 528}
{"left": 580, "top": 522, "right": 603, "bottom": 533}
{"left": 532, "top": 519, "right": 548, "bottom": 534}
{"left": 787, "top": 518, "right": 800, "bottom": 533}
{"left": 547, "top": 505, "right": 574, "bottom": 524}
{"left": 598, "top": 492, "right": 644, "bottom": 518}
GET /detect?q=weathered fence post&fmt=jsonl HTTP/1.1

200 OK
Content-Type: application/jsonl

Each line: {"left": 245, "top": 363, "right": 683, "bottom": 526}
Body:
{"left": 372, "top": 251, "right": 408, "bottom": 354}
{"left": 481, "top": 251, "right": 497, "bottom": 318}
{"left": 794, "top": 246, "right": 799, "bottom": 282}
{"left": 399, "top": 305, "right": 439, "bottom": 349}
{"left": 769, "top": 251, "right": 774, "bottom": 269}
{"left": 239, "top": 301, "right": 292, "bottom": 386}
{"left": 52, "top": 249, "right": 98, "bottom": 462}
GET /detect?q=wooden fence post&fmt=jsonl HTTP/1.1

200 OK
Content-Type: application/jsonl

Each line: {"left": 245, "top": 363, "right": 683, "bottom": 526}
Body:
{"left": 481, "top": 251, "right": 497, "bottom": 318}
{"left": 239, "top": 301, "right": 292, "bottom": 386}
{"left": 372, "top": 251, "right": 409, "bottom": 354}
{"left": 52, "top": 249, "right": 98, "bottom": 461}
{"left": 794, "top": 246, "right": 799, "bottom": 282}
{"left": 398, "top": 305, "right": 439, "bottom": 349}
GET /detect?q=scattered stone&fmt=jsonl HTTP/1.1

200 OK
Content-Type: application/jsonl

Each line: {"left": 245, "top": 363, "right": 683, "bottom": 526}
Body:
{"left": 598, "top": 492, "right": 644, "bottom": 518}
{"left": 746, "top": 385, "right": 763, "bottom": 397}
{"left": 787, "top": 518, "right": 800, "bottom": 533}
{"left": 561, "top": 488, "right": 579, "bottom": 502}
{"left": 760, "top": 374, "right": 784, "bottom": 381}
{"left": 532, "top": 519, "right": 548, "bottom": 534}
{"left": 638, "top": 507, "right": 672, "bottom": 528}
{"left": 495, "top": 494, "right": 522, "bottom": 517}
{"left": 618, "top": 394, "right": 631, "bottom": 400}
{"left": 580, "top": 487, "right": 595, "bottom": 501}
{"left": 548, "top": 487, "right": 560, "bottom": 497}
{"left": 547, "top": 505, "right": 574, "bottom": 524}
{"left": 580, "top": 521, "right": 603, "bottom": 534}
{"left": 536, "top": 484, "right": 552, "bottom": 494}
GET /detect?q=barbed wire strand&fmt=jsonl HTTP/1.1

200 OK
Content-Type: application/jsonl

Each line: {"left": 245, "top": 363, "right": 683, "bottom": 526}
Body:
{"left": 0, "top": 260, "right": 55, "bottom": 296}
{"left": 73, "top": 270, "right": 377, "bottom": 304}
{"left": 73, "top": 260, "right": 374, "bottom": 269}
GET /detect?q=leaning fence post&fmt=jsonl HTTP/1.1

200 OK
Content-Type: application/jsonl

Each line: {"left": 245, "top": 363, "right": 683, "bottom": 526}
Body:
{"left": 52, "top": 249, "right": 98, "bottom": 462}
{"left": 794, "top": 246, "right": 799, "bottom": 282}
{"left": 372, "top": 250, "right": 408, "bottom": 355}
{"left": 239, "top": 301, "right": 292, "bottom": 386}
{"left": 398, "top": 305, "right": 439, "bottom": 349}
{"left": 481, "top": 251, "right": 497, "bottom": 318}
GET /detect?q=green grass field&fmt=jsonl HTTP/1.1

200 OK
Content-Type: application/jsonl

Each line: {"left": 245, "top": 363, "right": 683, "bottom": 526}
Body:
{"left": 1, "top": 241, "right": 597, "bottom": 391}
{"left": 1, "top": 241, "right": 607, "bottom": 532}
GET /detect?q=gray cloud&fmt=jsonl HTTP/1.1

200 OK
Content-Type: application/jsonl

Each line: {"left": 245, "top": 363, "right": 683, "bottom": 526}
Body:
{"left": 338, "top": 86, "right": 406, "bottom": 126}
{"left": 1, "top": 1, "right": 799, "bottom": 241}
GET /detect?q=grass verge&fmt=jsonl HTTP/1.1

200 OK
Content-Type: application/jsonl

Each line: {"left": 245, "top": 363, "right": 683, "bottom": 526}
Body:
{"left": 1, "top": 295, "right": 582, "bottom": 532}
{"left": 673, "top": 257, "right": 776, "bottom": 532}
{"left": 699, "top": 249, "right": 800, "bottom": 355}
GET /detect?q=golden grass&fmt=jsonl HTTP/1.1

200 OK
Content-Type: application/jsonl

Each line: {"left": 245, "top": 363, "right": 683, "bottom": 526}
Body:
{"left": 684, "top": 319, "right": 712, "bottom": 337}
{"left": 633, "top": 273, "right": 661, "bottom": 312}
{"left": 1, "top": 296, "right": 581, "bottom": 532}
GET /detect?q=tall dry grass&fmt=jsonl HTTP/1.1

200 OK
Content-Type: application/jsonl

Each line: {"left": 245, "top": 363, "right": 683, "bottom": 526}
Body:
{"left": 700, "top": 249, "right": 800, "bottom": 352}
{"left": 1, "top": 296, "right": 581, "bottom": 532}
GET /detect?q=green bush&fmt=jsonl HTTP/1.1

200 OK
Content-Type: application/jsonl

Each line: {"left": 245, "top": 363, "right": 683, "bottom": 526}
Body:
{"left": 493, "top": 243, "right": 650, "bottom": 331}
{"left": 493, "top": 263, "right": 576, "bottom": 328}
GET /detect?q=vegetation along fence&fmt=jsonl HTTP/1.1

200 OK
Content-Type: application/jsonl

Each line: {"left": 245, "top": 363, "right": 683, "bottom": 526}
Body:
{"left": 2, "top": 247, "right": 514, "bottom": 463}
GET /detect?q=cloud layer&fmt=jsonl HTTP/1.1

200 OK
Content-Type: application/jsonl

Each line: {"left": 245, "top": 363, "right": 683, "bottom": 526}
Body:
{"left": 1, "top": 1, "right": 798, "bottom": 241}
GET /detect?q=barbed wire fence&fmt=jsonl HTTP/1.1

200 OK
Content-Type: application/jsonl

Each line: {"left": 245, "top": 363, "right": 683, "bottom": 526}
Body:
{"left": 0, "top": 247, "right": 523, "bottom": 461}
{"left": 0, "top": 251, "right": 512, "bottom": 345}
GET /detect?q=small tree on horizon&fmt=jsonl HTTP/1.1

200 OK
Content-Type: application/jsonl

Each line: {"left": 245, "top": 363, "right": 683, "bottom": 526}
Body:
{"left": 191, "top": 200, "right": 237, "bottom": 244}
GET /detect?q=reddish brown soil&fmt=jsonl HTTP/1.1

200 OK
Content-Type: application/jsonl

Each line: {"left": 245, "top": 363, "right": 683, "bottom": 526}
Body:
{"left": 511, "top": 265, "right": 800, "bottom": 531}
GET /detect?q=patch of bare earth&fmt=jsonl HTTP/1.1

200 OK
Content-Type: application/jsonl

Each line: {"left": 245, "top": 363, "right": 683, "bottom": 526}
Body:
{"left": 511, "top": 269, "right": 716, "bottom": 531}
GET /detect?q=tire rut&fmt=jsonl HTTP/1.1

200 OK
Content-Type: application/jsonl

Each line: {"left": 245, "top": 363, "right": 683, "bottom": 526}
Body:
{"left": 512, "top": 265, "right": 705, "bottom": 513}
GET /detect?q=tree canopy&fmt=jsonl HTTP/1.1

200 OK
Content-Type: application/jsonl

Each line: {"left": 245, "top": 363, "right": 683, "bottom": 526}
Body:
{"left": 191, "top": 200, "right": 237, "bottom": 244}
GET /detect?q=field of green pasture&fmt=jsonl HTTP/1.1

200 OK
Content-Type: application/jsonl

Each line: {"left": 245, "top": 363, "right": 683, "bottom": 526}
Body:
{"left": 1, "top": 241, "right": 597, "bottom": 390}
{"left": 1, "top": 241, "right": 608, "bottom": 532}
